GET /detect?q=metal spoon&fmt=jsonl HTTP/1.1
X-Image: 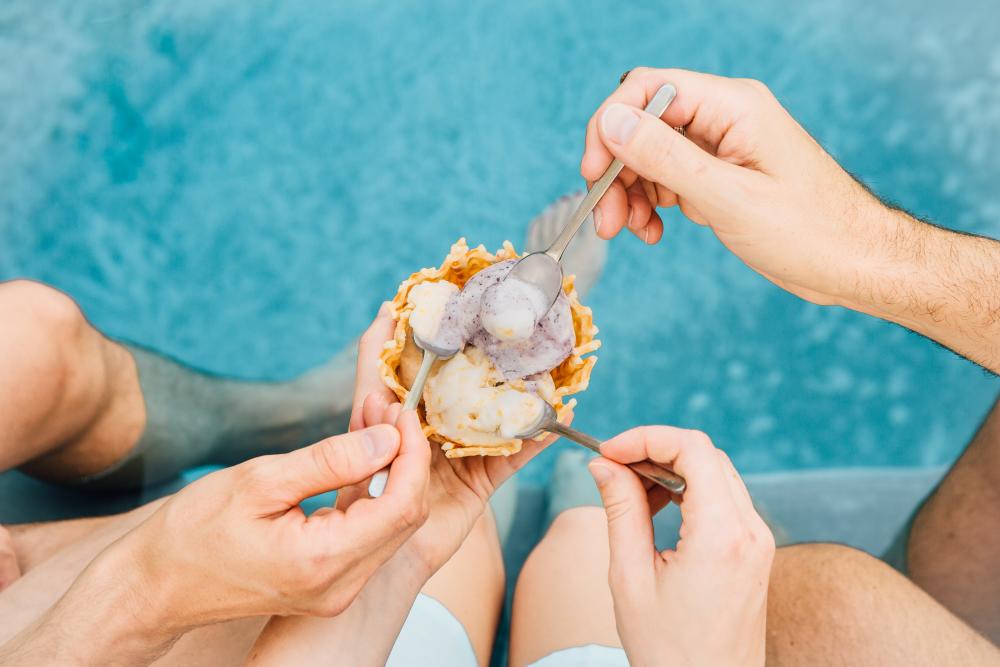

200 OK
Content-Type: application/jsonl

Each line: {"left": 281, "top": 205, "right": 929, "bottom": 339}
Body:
{"left": 368, "top": 332, "right": 459, "bottom": 497}
{"left": 515, "top": 401, "right": 686, "bottom": 495}
{"left": 505, "top": 84, "right": 678, "bottom": 309}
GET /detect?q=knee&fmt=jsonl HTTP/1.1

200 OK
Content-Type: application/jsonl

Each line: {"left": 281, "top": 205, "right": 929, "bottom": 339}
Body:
{"left": 0, "top": 280, "right": 93, "bottom": 401}
{"left": 547, "top": 506, "right": 607, "bottom": 541}
{"left": 1, "top": 280, "right": 88, "bottom": 350}
{"left": 521, "top": 506, "right": 608, "bottom": 578}
{"left": 770, "top": 543, "right": 900, "bottom": 631}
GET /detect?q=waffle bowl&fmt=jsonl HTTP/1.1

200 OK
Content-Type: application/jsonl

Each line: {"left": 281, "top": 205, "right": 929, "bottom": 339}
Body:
{"left": 378, "top": 238, "right": 600, "bottom": 458}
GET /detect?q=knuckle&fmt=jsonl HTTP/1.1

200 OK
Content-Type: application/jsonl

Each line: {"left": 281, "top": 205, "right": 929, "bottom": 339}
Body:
{"left": 714, "top": 523, "right": 750, "bottom": 556}
{"left": 753, "top": 521, "right": 777, "bottom": 558}
{"left": 634, "top": 122, "right": 678, "bottom": 169}
{"left": 625, "top": 66, "right": 649, "bottom": 81}
{"left": 740, "top": 77, "right": 771, "bottom": 95}
{"left": 311, "top": 437, "right": 354, "bottom": 479}
{"left": 686, "top": 429, "right": 716, "bottom": 452}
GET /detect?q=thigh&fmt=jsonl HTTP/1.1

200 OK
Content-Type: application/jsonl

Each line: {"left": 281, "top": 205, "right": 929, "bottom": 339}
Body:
{"left": 767, "top": 543, "right": 1000, "bottom": 666}
{"left": 907, "top": 394, "right": 1000, "bottom": 642}
{"left": 509, "top": 507, "right": 622, "bottom": 667}
{"left": 418, "top": 507, "right": 505, "bottom": 667}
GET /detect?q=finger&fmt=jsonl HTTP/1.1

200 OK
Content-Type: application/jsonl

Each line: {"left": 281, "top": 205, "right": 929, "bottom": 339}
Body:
{"left": 582, "top": 67, "right": 756, "bottom": 180}
{"left": 646, "top": 483, "right": 675, "bottom": 516}
{"left": 350, "top": 303, "right": 396, "bottom": 431}
{"left": 362, "top": 392, "right": 391, "bottom": 430}
{"left": 337, "top": 410, "right": 431, "bottom": 549}
{"left": 653, "top": 182, "right": 679, "bottom": 209}
{"left": 600, "top": 426, "right": 738, "bottom": 533}
{"left": 625, "top": 181, "right": 653, "bottom": 237}
{"left": 598, "top": 102, "right": 748, "bottom": 205}
{"left": 642, "top": 212, "right": 663, "bottom": 245}
{"left": 249, "top": 425, "right": 402, "bottom": 509}
{"left": 589, "top": 458, "right": 656, "bottom": 584}
{"left": 715, "top": 449, "right": 758, "bottom": 526}
{"left": 593, "top": 179, "right": 630, "bottom": 240}
{"left": 333, "top": 482, "right": 367, "bottom": 510}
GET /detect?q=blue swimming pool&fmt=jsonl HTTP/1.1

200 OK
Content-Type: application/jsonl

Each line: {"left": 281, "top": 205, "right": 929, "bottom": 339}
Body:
{"left": 2, "top": 0, "right": 998, "bottom": 483}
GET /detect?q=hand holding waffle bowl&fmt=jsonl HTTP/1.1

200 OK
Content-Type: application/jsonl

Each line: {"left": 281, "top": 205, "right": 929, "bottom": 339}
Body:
{"left": 367, "top": 86, "right": 686, "bottom": 498}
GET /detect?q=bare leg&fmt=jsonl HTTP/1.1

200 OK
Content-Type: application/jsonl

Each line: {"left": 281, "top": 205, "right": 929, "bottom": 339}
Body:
{"left": 0, "top": 280, "right": 145, "bottom": 479}
{"left": 419, "top": 508, "right": 505, "bottom": 667}
{"left": 509, "top": 507, "right": 621, "bottom": 667}
{"left": 767, "top": 543, "right": 998, "bottom": 665}
{"left": 509, "top": 509, "right": 999, "bottom": 666}
{"left": 7, "top": 515, "right": 118, "bottom": 574}
{"left": 907, "top": 394, "right": 1000, "bottom": 642}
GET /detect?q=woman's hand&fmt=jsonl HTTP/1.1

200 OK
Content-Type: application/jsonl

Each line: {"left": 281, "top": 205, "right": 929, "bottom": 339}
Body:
{"left": 340, "top": 305, "right": 562, "bottom": 581}
{"left": 244, "top": 307, "right": 563, "bottom": 666}
{"left": 589, "top": 426, "right": 775, "bottom": 667}
{"left": 582, "top": 67, "right": 897, "bottom": 309}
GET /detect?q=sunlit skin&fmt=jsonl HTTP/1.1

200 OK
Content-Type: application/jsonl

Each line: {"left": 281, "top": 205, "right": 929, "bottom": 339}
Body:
{"left": 583, "top": 68, "right": 1000, "bottom": 373}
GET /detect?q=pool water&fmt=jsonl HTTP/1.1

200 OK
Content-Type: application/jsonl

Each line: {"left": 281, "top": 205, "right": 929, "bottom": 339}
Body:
{"left": 2, "top": 0, "right": 999, "bottom": 484}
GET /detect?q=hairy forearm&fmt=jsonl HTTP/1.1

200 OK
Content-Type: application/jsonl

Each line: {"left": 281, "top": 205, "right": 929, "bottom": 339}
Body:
{"left": 0, "top": 546, "right": 178, "bottom": 666}
{"left": 244, "top": 552, "right": 429, "bottom": 666}
{"left": 839, "top": 205, "right": 1000, "bottom": 373}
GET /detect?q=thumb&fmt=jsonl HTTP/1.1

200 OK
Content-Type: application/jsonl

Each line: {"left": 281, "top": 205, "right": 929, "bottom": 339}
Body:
{"left": 589, "top": 458, "right": 656, "bottom": 583}
{"left": 261, "top": 425, "right": 401, "bottom": 504}
{"left": 599, "top": 103, "right": 741, "bottom": 204}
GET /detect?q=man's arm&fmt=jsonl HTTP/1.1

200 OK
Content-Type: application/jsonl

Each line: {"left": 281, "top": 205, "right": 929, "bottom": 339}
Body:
{"left": 581, "top": 68, "right": 1000, "bottom": 373}
{"left": 839, "top": 205, "right": 1000, "bottom": 372}
{"left": 0, "top": 546, "right": 179, "bottom": 666}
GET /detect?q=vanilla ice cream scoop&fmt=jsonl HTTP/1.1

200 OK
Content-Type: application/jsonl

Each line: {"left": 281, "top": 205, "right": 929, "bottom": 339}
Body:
{"left": 407, "top": 281, "right": 460, "bottom": 344}
{"left": 423, "top": 347, "right": 555, "bottom": 447}
{"left": 480, "top": 276, "right": 550, "bottom": 342}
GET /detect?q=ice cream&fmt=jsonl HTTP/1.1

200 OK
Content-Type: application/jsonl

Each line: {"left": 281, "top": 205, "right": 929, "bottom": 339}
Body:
{"left": 379, "top": 239, "right": 599, "bottom": 458}
{"left": 424, "top": 347, "right": 553, "bottom": 446}
{"left": 413, "top": 259, "right": 575, "bottom": 379}
{"left": 480, "top": 276, "right": 550, "bottom": 342}
{"left": 405, "top": 259, "right": 574, "bottom": 447}
{"left": 407, "top": 281, "right": 460, "bottom": 344}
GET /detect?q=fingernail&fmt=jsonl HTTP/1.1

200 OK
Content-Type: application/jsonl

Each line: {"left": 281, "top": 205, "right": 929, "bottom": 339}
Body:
{"left": 626, "top": 206, "right": 635, "bottom": 230}
{"left": 643, "top": 225, "right": 651, "bottom": 244}
{"left": 601, "top": 104, "right": 640, "bottom": 145}
{"left": 589, "top": 461, "right": 612, "bottom": 485}
{"left": 363, "top": 426, "right": 395, "bottom": 459}
{"left": 593, "top": 208, "right": 603, "bottom": 235}
{"left": 378, "top": 302, "right": 392, "bottom": 317}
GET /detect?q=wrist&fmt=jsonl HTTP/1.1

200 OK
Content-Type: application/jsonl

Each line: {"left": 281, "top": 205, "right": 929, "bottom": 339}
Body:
{"left": 826, "top": 202, "right": 922, "bottom": 317}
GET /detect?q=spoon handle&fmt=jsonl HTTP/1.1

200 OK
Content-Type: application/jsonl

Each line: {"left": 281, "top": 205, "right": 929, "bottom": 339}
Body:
{"left": 545, "top": 83, "right": 678, "bottom": 262}
{"left": 544, "top": 421, "right": 686, "bottom": 495}
{"left": 403, "top": 348, "right": 437, "bottom": 411}
{"left": 370, "top": 348, "right": 438, "bottom": 497}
